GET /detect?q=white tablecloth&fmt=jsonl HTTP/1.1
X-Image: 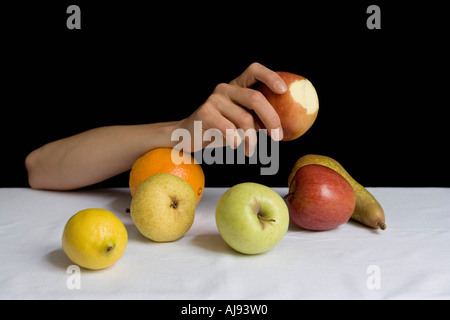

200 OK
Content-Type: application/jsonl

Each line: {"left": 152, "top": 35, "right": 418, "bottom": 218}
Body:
{"left": 0, "top": 187, "right": 449, "bottom": 300}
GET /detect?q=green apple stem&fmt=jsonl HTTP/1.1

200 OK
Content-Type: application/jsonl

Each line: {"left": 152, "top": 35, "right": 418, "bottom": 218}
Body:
{"left": 257, "top": 214, "right": 276, "bottom": 223}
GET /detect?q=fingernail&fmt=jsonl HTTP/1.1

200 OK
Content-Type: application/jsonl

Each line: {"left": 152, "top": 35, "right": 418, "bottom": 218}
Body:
{"left": 247, "top": 145, "right": 256, "bottom": 157}
{"left": 271, "top": 127, "right": 283, "bottom": 141}
{"left": 275, "top": 80, "right": 287, "bottom": 93}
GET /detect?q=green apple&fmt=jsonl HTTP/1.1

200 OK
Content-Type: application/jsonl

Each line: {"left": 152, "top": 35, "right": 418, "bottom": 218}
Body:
{"left": 130, "top": 173, "right": 197, "bottom": 242}
{"left": 215, "top": 182, "right": 289, "bottom": 254}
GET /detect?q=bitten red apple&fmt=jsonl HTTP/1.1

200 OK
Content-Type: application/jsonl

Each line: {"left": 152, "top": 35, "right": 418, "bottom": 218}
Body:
{"left": 286, "top": 164, "right": 356, "bottom": 231}
{"left": 257, "top": 71, "right": 319, "bottom": 141}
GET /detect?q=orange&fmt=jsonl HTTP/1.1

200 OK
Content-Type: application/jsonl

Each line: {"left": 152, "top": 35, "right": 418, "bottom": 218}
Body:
{"left": 129, "top": 148, "right": 205, "bottom": 203}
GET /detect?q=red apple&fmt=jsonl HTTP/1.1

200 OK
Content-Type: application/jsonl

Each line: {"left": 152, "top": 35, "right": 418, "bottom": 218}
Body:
{"left": 286, "top": 164, "right": 356, "bottom": 231}
{"left": 257, "top": 71, "right": 319, "bottom": 141}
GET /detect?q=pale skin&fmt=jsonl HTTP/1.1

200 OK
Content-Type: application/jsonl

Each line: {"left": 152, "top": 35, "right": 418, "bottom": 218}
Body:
{"left": 25, "top": 63, "right": 287, "bottom": 190}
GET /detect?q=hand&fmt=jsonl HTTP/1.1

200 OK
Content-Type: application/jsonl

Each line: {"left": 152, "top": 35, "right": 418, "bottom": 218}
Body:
{"left": 175, "top": 62, "right": 287, "bottom": 156}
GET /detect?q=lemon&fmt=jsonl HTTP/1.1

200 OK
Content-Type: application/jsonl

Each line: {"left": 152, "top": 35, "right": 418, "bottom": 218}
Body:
{"left": 62, "top": 208, "right": 128, "bottom": 270}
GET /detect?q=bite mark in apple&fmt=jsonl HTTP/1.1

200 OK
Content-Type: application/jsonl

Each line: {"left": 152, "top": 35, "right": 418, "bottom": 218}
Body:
{"left": 256, "top": 71, "right": 319, "bottom": 141}
{"left": 289, "top": 79, "right": 319, "bottom": 115}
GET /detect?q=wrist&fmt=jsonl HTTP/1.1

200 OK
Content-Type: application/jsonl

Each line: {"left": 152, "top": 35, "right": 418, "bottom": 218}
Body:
{"left": 145, "top": 121, "right": 180, "bottom": 150}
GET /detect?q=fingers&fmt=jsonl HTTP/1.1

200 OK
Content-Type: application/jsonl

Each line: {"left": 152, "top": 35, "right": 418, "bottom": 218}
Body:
{"left": 230, "top": 62, "right": 287, "bottom": 94}
{"left": 214, "top": 82, "right": 284, "bottom": 141}
{"left": 216, "top": 84, "right": 282, "bottom": 140}
{"left": 211, "top": 93, "right": 259, "bottom": 156}
{"left": 200, "top": 94, "right": 257, "bottom": 156}
{"left": 193, "top": 63, "right": 285, "bottom": 156}
{"left": 229, "top": 62, "right": 285, "bottom": 141}
{"left": 196, "top": 103, "right": 241, "bottom": 150}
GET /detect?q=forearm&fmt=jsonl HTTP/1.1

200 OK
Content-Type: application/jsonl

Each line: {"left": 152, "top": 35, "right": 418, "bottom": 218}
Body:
{"left": 25, "top": 122, "right": 179, "bottom": 190}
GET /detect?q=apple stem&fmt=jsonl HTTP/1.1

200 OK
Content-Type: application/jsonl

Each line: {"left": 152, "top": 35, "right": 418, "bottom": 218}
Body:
{"left": 283, "top": 192, "right": 294, "bottom": 200}
{"left": 257, "top": 214, "right": 276, "bottom": 223}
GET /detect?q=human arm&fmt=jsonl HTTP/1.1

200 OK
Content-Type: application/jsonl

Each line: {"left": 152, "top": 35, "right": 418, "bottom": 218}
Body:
{"left": 25, "top": 122, "right": 180, "bottom": 190}
{"left": 25, "top": 63, "right": 286, "bottom": 190}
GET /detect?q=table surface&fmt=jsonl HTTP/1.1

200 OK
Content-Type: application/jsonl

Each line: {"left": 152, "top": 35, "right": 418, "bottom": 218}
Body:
{"left": 1, "top": 187, "right": 449, "bottom": 300}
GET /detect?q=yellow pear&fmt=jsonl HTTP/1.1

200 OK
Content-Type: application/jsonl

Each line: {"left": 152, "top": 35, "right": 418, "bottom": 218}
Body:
{"left": 288, "top": 154, "right": 386, "bottom": 230}
{"left": 130, "top": 173, "right": 197, "bottom": 242}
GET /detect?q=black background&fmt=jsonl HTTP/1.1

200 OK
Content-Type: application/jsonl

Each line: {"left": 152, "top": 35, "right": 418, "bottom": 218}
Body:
{"left": 2, "top": 1, "right": 448, "bottom": 188}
